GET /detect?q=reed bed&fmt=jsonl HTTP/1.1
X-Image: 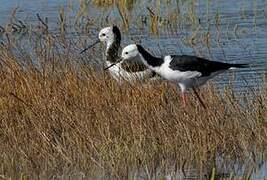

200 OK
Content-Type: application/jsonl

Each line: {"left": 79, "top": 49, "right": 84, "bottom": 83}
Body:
{"left": 0, "top": 36, "right": 266, "bottom": 179}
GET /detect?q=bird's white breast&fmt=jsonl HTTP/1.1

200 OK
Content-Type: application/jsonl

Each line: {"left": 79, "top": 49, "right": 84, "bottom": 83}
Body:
{"left": 154, "top": 56, "right": 201, "bottom": 83}
{"left": 106, "top": 61, "right": 154, "bottom": 83}
{"left": 106, "top": 61, "right": 122, "bottom": 82}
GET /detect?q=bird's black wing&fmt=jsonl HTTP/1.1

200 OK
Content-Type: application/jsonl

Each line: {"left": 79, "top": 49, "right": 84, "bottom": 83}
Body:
{"left": 169, "top": 55, "right": 234, "bottom": 77}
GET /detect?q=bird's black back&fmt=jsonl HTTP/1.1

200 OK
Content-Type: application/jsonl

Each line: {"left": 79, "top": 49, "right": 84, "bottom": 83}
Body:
{"left": 169, "top": 55, "right": 245, "bottom": 77}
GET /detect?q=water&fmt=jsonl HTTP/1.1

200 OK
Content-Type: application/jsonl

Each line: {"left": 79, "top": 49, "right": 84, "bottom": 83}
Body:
{"left": 0, "top": 1, "right": 266, "bottom": 177}
{"left": 0, "top": 0, "right": 266, "bottom": 95}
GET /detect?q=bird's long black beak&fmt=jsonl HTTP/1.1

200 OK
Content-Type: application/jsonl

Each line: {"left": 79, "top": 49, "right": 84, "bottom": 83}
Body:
{"left": 80, "top": 39, "right": 100, "bottom": 54}
{"left": 104, "top": 57, "right": 123, "bottom": 71}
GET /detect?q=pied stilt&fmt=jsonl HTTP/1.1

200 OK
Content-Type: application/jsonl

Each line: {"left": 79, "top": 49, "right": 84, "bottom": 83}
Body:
{"left": 115, "top": 44, "right": 248, "bottom": 106}
{"left": 81, "top": 26, "right": 156, "bottom": 83}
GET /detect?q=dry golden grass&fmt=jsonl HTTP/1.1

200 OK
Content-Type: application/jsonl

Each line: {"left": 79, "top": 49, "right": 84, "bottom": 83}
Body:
{"left": 0, "top": 6, "right": 266, "bottom": 179}
{"left": 92, "top": 0, "right": 115, "bottom": 7}
{"left": 0, "top": 41, "right": 266, "bottom": 179}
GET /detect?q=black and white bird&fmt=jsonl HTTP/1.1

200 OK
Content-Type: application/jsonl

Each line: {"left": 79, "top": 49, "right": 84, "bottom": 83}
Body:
{"left": 117, "top": 44, "right": 248, "bottom": 105}
{"left": 81, "top": 26, "right": 156, "bottom": 83}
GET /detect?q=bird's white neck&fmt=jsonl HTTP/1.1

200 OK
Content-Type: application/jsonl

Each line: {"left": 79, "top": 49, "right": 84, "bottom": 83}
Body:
{"left": 105, "top": 39, "right": 120, "bottom": 63}
{"left": 105, "top": 40, "right": 114, "bottom": 54}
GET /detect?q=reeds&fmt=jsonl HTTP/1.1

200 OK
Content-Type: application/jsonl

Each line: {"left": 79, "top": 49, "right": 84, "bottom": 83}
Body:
{"left": 0, "top": 32, "right": 266, "bottom": 179}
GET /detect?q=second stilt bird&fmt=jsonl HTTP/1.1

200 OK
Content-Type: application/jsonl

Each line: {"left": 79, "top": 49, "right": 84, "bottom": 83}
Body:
{"left": 115, "top": 44, "right": 248, "bottom": 105}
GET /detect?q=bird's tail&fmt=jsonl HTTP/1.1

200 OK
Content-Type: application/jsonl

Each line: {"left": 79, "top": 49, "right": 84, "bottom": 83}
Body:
{"left": 229, "top": 63, "right": 249, "bottom": 70}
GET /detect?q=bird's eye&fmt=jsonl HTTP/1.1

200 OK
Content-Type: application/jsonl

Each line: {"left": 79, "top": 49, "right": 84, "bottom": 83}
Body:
{"left": 102, "top": 33, "right": 106, "bottom": 36}
{"left": 125, "top": 52, "right": 128, "bottom": 55}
